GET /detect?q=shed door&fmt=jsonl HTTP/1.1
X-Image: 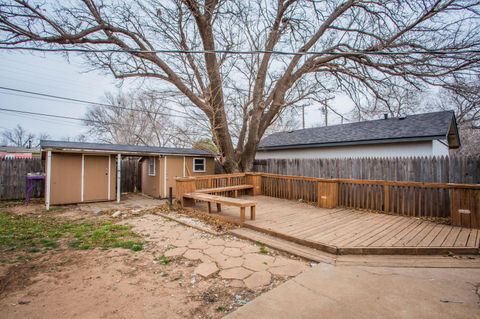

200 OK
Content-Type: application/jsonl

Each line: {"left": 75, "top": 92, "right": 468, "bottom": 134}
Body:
{"left": 84, "top": 155, "right": 109, "bottom": 202}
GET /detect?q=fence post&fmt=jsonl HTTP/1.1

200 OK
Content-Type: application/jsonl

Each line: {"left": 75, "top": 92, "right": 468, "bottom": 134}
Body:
{"left": 175, "top": 177, "right": 196, "bottom": 207}
{"left": 449, "top": 183, "right": 480, "bottom": 229}
{"left": 288, "top": 178, "right": 293, "bottom": 200}
{"left": 245, "top": 173, "right": 262, "bottom": 196}
{"left": 384, "top": 182, "right": 390, "bottom": 212}
{"left": 318, "top": 180, "right": 338, "bottom": 209}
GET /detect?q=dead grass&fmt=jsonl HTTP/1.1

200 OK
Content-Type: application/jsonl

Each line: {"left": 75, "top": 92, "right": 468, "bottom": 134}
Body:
{"left": 0, "top": 211, "right": 144, "bottom": 258}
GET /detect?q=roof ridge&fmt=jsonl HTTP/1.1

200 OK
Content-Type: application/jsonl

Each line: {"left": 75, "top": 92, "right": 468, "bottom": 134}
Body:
{"left": 259, "top": 110, "right": 456, "bottom": 149}
{"left": 271, "top": 110, "right": 454, "bottom": 136}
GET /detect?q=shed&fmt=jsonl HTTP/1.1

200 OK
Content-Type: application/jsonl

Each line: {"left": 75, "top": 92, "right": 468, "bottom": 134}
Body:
{"left": 40, "top": 140, "right": 215, "bottom": 209}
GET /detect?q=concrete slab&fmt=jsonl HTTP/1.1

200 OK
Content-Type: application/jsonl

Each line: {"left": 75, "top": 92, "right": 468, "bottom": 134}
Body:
{"left": 226, "top": 264, "right": 480, "bottom": 319}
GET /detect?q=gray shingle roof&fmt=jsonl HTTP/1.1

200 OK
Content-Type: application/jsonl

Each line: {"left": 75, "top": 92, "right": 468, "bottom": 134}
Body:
{"left": 259, "top": 111, "right": 457, "bottom": 150}
{"left": 40, "top": 140, "right": 213, "bottom": 157}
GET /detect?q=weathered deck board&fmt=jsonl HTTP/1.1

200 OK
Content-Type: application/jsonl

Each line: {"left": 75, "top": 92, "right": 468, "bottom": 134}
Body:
{"left": 195, "top": 195, "right": 480, "bottom": 255}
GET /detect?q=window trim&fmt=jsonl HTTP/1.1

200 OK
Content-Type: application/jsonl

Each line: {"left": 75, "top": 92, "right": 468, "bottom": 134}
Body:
{"left": 148, "top": 157, "right": 156, "bottom": 176}
{"left": 193, "top": 157, "right": 206, "bottom": 173}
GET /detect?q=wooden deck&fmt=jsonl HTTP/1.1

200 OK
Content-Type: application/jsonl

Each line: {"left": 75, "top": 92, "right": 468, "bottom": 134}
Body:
{"left": 194, "top": 195, "right": 480, "bottom": 255}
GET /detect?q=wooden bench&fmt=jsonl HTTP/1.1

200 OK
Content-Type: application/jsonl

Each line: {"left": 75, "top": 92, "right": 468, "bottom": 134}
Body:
{"left": 195, "top": 184, "right": 254, "bottom": 197}
{"left": 183, "top": 192, "right": 256, "bottom": 223}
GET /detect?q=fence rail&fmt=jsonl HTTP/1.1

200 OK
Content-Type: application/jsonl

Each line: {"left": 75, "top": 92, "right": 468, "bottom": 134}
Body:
{"left": 253, "top": 156, "right": 480, "bottom": 184}
{"left": 176, "top": 172, "right": 480, "bottom": 229}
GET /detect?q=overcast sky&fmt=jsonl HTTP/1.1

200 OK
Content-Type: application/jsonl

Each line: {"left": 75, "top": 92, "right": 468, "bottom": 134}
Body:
{"left": 0, "top": 50, "right": 353, "bottom": 142}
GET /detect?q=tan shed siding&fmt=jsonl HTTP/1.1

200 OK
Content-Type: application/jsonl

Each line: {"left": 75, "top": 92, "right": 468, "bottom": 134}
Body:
{"left": 159, "top": 156, "right": 165, "bottom": 197}
{"left": 109, "top": 155, "right": 116, "bottom": 200}
{"left": 83, "top": 155, "right": 110, "bottom": 202}
{"left": 141, "top": 156, "right": 161, "bottom": 197}
{"left": 184, "top": 157, "right": 215, "bottom": 177}
{"left": 141, "top": 155, "right": 214, "bottom": 198}
{"left": 165, "top": 156, "right": 186, "bottom": 197}
{"left": 50, "top": 152, "right": 82, "bottom": 205}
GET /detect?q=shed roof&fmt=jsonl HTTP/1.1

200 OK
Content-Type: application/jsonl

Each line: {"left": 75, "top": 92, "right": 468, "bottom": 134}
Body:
{"left": 259, "top": 111, "right": 460, "bottom": 150}
{"left": 40, "top": 140, "right": 214, "bottom": 157}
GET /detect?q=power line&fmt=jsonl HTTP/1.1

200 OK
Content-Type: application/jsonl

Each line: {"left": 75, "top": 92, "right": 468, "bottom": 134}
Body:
{"left": 0, "top": 110, "right": 84, "bottom": 128}
{"left": 1, "top": 46, "right": 479, "bottom": 56}
{"left": 0, "top": 86, "right": 191, "bottom": 119}
{"left": 0, "top": 106, "right": 118, "bottom": 125}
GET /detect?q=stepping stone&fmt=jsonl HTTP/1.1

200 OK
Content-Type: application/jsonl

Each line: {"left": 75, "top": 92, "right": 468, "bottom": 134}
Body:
{"left": 178, "top": 229, "right": 196, "bottom": 240}
{"left": 243, "top": 254, "right": 275, "bottom": 271}
{"left": 172, "top": 240, "right": 190, "bottom": 247}
{"left": 216, "top": 257, "right": 244, "bottom": 269}
{"left": 244, "top": 271, "right": 272, "bottom": 290}
{"left": 204, "top": 245, "right": 225, "bottom": 255}
{"left": 225, "top": 241, "right": 247, "bottom": 248}
{"left": 229, "top": 280, "right": 244, "bottom": 288}
{"left": 194, "top": 262, "right": 219, "bottom": 278}
{"left": 219, "top": 267, "right": 253, "bottom": 280}
{"left": 188, "top": 241, "right": 210, "bottom": 250}
{"left": 241, "top": 245, "right": 260, "bottom": 254}
{"left": 184, "top": 249, "right": 210, "bottom": 262}
{"left": 163, "top": 231, "right": 180, "bottom": 240}
{"left": 203, "top": 246, "right": 226, "bottom": 262}
{"left": 271, "top": 256, "right": 299, "bottom": 267}
{"left": 164, "top": 247, "right": 187, "bottom": 258}
{"left": 268, "top": 263, "right": 306, "bottom": 277}
{"left": 207, "top": 238, "right": 225, "bottom": 246}
{"left": 222, "top": 247, "right": 243, "bottom": 257}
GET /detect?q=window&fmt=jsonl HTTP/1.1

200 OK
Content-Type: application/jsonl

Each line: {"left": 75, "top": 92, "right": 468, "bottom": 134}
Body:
{"left": 193, "top": 158, "right": 206, "bottom": 172}
{"left": 148, "top": 157, "right": 156, "bottom": 176}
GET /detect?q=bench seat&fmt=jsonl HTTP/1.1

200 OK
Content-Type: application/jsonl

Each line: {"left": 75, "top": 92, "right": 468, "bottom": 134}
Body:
{"left": 183, "top": 192, "right": 256, "bottom": 222}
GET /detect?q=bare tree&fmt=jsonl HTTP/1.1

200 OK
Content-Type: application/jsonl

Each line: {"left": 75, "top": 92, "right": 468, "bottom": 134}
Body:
{"left": 348, "top": 78, "right": 427, "bottom": 121}
{"left": 1, "top": 1, "right": 479, "bottom": 171}
{"left": 433, "top": 75, "right": 480, "bottom": 128}
{"left": 428, "top": 74, "right": 480, "bottom": 155}
{"left": 85, "top": 90, "right": 190, "bottom": 147}
{"left": 1, "top": 125, "right": 49, "bottom": 147}
{"left": 60, "top": 134, "right": 89, "bottom": 143}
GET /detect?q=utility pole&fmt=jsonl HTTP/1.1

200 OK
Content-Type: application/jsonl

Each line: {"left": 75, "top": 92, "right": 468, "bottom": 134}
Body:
{"left": 297, "top": 104, "right": 306, "bottom": 129}
{"left": 323, "top": 99, "right": 328, "bottom": 126}
{"left": 318, "top": 98, "right": 330, "bottom": 127}
{"left": 302, "top": 105, "right": 305, "bottom": 129}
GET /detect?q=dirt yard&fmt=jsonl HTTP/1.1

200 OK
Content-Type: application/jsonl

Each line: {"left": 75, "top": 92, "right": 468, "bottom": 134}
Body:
{"left": 0, "top": 196, "right": 308, "bottom": 318}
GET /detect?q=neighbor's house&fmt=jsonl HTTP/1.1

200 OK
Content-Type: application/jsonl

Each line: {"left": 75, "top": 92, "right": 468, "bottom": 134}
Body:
{"left": 256, "top": 111, "right": 460, "bottom": 159}
{"left": 0, "top": 146, "right": 41, "bottom": 159}
{"left": 40, "top": 140, "right": 214, "bottom": 209}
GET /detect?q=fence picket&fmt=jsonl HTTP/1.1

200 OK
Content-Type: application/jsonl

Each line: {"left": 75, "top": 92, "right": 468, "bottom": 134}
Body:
{"left": 253, "top": 156, "right": 479, "bottom": 184}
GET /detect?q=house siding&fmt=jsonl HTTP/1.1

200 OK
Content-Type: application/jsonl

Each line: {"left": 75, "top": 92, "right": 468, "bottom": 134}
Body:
{"left": 432, "top": 139, "right": 449, "bottom": 156}
{"left": 256, "top": 141, "right": 438, "bottom": 159}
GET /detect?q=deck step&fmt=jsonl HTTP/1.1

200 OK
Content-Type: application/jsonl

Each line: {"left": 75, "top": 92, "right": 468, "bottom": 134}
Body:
{"left": 229, "top": 227, "right": 336, "bottom": 264}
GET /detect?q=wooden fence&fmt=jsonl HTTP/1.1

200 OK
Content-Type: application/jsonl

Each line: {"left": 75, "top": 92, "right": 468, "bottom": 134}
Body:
{"left": 253, "top": 156, "right": 480, "bottom": 184}
{"left": 0, "top": 158, "right": 44, "bottom": 200}
{"left": 121, "top": 158, "right": 142, "bottom": 193}
{"left": 176, "top": 172, "right": 480, "bottom": 229}
{"left": 0, "top": 158, "right": 141, "bottom": 200}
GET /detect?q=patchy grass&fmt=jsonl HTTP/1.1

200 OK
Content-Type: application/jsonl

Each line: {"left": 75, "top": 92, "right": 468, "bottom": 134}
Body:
{"left": 0, "top": 212, "right": 143, "bottom": 254}
{"left": 155, "top": 255, "right": 171, "bottom": 265}
{"left": 216, "top": 306, "right": 227, "bottom": 312}
{"left": 259, "top": 245, "right": 269, "bottom": 255}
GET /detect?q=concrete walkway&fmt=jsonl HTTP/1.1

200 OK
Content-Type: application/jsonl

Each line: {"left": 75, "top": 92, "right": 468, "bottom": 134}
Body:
{"left": 226, "top": 263, "right": 480, "bottom": 319}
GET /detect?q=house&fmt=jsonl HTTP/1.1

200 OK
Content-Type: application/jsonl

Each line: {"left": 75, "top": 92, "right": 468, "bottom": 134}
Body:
{"left": 256, "top": 111, "right": 460, "bottom": 159}
{"left": 40, "top": 140, "right": 215, "bottom": 209}
{"left": 0, "top": 146, "right": 41, "bottom": 159}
